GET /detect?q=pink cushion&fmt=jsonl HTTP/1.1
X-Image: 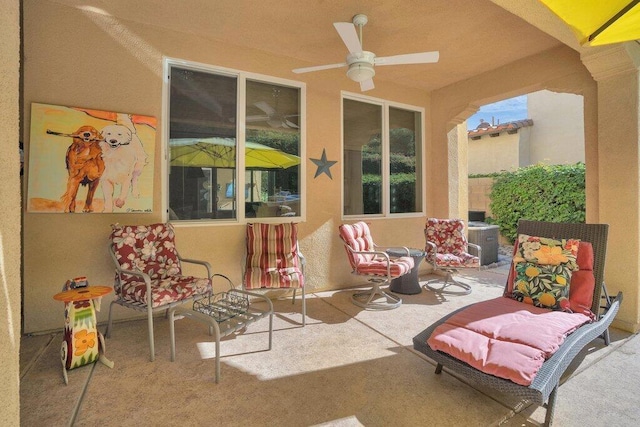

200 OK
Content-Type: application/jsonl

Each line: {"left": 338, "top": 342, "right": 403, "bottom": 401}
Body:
{"left": 339, "top": 222, "right": 414, "bottom": 277}
{"left": 244, "top": 223, "right": 304, "bottom": 289}
{"left": 427, "top": 296, "right": 592, "bottom": 385}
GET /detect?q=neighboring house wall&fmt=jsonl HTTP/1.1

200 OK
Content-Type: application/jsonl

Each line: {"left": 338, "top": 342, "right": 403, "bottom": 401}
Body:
{"left": 528, "top": 90, "right": 585, "bottom": 165}
{"left": 468, "top": 128, "right": 531, "bottom": 175}
{"left": 468, "top": 90, "right": 584, "bottom": 176}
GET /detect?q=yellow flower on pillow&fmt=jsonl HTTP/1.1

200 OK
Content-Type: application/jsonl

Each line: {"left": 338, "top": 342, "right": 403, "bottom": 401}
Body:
{"left": 533, "top": 245, "right": 568, "bottom": 265}
{"left": 556, "top": 275, "right": 567, "bottom": 286}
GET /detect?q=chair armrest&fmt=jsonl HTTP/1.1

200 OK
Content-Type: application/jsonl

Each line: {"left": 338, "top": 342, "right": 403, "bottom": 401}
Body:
{"left": 298, "top": 249, "right": 306, "bottom": 274}
{"left": 180, "top": 257, "right": 212, "bottom": 279}
{"left": 424, "top": 241, "right": 437, "bottom": 257}
{"left": 466, "top": 242, "right": 482, "bottom": 261}
{"left": 348, "top": 247, "right": 392, "bottom": 262}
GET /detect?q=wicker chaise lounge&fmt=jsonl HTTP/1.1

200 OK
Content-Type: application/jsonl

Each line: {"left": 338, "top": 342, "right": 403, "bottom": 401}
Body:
{"left": 413, "top": 220, "right": 623, "bottom": 426}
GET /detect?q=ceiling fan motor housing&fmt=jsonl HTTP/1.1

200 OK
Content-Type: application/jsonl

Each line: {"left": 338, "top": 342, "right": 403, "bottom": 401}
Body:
{"left": 346, "top": 51, "right": 376, "bottom": 82}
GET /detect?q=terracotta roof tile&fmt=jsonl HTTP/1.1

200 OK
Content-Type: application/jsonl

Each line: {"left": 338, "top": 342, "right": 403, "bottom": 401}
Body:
{"left": 468, "top": 119, "right": 533, "bottom": 139}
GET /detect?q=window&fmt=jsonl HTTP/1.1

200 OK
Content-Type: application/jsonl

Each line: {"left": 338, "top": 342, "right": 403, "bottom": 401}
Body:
{"left": 166, "top": 60, "right": 304, "bottom": 222}
{"left": 342, "top": 95, "right": 423, "bottom": 217}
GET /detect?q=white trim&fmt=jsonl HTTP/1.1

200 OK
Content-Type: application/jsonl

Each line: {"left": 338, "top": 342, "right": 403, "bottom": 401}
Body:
{"left": 162, "top": 57, "right": 306, "bottom": 225}
{"left": 340, "top": 91, "right": 426, "bottom": 220}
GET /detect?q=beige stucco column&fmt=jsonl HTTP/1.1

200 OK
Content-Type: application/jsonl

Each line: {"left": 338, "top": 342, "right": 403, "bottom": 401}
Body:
{"left": 0, "top": 0, "right": 22, "bottom": 424}
{"left": 582, "top": 43, "right": 640, "bottom": 332}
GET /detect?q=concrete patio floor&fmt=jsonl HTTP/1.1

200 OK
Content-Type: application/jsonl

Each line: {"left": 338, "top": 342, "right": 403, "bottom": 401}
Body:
{"left": 20, "top": 264, "right": 639, "bottom": 426}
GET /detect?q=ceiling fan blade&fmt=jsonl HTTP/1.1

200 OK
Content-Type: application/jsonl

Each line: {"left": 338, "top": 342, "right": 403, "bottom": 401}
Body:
{"left": 254, "top": 101, "right": 276, "bottom": 116}
{"left": 284, "top": 119, "right": 299, "bottom": 129}
{"left": 375, "top": 51, "right": 440, "bottom": 66}
{"left": 360, "top": 79, "right": 375, "bottom": 92}
{"left": 292, "top": 62, "right": 347, "bottom": 74}
{"left": 245, "top": 115, "right": 270, "bottom": 123}
{"left": 333, "top": 22, "right": 362, "bottom": 53}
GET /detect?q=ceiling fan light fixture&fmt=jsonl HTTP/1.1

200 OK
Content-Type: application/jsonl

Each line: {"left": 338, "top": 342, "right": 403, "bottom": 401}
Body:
{"left": 347, "top": 62, "right": 375, "bottom": 82}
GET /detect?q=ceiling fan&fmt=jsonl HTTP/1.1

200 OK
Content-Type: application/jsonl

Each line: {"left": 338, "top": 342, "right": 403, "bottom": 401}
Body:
{"left": 292, "top": 14, "right": 439, "bottom": 92}
{"left": 245, "top": 89, "right": 299, "bottom": 129}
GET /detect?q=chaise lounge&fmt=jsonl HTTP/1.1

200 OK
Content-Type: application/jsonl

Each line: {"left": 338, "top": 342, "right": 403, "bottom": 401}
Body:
{"left": 413, "top": 220, "right": 623, "bottom": 426}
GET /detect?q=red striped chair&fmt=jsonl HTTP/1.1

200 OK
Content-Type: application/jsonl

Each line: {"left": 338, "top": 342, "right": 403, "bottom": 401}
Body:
{"left": 243, "top": 223, "right": 306, "bottom": 326}
{"left": 424, "top": 218, "right": 481, "bottom": 294}
{"left": 339, "top": 221, "right": 414, "bottom": 310}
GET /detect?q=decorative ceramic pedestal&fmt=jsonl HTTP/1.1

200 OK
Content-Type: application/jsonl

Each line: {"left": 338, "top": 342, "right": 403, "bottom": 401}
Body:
{"left": 53, "top": 279, "right": 114, "bottom": 384}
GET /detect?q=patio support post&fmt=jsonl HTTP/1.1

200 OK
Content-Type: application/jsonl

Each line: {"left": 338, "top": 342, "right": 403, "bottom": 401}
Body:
{"left": 582, "top": 42, "right": 640, "bottom": 332}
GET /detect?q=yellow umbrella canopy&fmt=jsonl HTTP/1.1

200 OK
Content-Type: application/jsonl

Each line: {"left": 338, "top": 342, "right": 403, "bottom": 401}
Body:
{"left": 539, "top": 0, "right": 640, "bottom": 46}
{"left": 170, "top": 137, "right": 300, "bottom": 169}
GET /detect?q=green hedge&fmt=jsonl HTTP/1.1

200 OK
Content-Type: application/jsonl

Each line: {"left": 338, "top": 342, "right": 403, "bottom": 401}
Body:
{"left": 489, "top": 163, "right": 586, "bottom": 243}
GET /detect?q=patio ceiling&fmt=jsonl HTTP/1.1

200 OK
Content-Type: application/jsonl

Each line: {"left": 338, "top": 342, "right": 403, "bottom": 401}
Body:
{"left": 50, "top": 0, "right": 565, "bottom": 93}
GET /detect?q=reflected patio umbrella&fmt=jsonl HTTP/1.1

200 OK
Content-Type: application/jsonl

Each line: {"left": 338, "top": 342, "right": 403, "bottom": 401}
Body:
{"left": 170, "top": 137, "right": 300, "bottom": 169}
{"left": 539, "top": 0, "right": 640, "bottom": 46}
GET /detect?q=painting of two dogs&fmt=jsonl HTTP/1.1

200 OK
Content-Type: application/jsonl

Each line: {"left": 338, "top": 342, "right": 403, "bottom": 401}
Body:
{"left": 27, "top": 104, "right": 154, "bottom": 214}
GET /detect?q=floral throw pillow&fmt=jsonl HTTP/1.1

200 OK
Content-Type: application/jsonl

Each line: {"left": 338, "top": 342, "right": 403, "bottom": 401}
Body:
{"left": 514, "top": 234, "right": 580, "bottom": 272}
{"left": 512, "top": 262, "right": 572, "bottom": 310}
{"left": 510, "top": 234, "right": 581, "bottom": 311}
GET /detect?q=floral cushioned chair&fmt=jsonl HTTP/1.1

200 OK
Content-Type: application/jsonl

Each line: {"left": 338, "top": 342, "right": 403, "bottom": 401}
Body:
{"left": 106, "top": 223, "right": 213, "bottom": 361}
{"left": 424, "top": 218, "right": 481, "bottom": 294}
{"left": 339, "top": 221, "right": 414, "bottom": 310}
{"left": 413, "top": 220, "right": 622, "bottom": 426}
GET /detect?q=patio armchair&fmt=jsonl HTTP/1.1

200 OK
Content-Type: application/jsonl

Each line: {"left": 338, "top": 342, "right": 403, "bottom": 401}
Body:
{"left": 338, "top": 221, "right": 414, "bottom": 310}
{"left": 424, "top": 218, "right": 481, "bottom": 294}
{"left": 413, "top": 220, "right": 623, "bottom": 426}
{"left": 243, "top": 222, "right": 306, "bottom": 326}
{"left": 106, "top": 223, "right": 213, "bottom": 361}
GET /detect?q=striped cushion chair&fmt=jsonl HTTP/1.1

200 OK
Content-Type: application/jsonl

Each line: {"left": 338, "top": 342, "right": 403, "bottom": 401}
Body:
{"left": 244, "top": 223, "right": 306, "bottom": 326}
{"left": 424, "top": 218, "right": 481, "bottom": 294}
{"left": 338, "top": 221, "right": 414, "bottom": 310}
{"left": 106, "top": 223, "right": 213, "bottom": 361}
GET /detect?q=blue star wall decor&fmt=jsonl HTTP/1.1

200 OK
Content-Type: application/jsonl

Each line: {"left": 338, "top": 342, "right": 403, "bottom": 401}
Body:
{"left": 310, "top": 149, "right": 338, "bottom": 179}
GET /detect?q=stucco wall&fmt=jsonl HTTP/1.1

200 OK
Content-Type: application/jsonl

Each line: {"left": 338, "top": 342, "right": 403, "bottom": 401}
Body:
{"left": 22, "top": 0, "right": 432, "bottom": 333}
{"left": 528, "top": 89, "right": 584, "bottom": 165}
{"left": 468, "top": 130, "right": 526, "bottom": 175}
{"left": 0, "top": 0, "right": 21, "bottom": 424}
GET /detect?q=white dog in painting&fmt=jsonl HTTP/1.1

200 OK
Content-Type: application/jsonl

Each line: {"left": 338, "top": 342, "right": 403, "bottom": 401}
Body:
{"left": 99, "top": 114, "right": 148, "bottom": 212}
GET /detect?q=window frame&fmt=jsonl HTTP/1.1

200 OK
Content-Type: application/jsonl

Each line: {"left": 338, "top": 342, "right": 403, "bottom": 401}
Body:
{"left": 162, "top": 57, "right": 306, "bottom": 225}
{"left": 341, "top": 91, "right": 425, "bottom": 220}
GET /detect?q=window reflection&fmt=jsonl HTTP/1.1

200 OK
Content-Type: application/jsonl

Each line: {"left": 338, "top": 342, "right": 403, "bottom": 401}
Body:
{"left": 168, "top": 65, "right": 302, "bottom": 221}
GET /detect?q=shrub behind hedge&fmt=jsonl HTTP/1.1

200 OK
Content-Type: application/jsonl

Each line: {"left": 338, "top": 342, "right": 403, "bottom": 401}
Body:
{"left": 489, "top": 163, "right": 586, "bottom": 243}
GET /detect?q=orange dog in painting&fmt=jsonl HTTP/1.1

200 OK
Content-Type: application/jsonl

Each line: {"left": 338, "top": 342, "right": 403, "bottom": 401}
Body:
{"left": 55, "top": 126, "right": 105, "bottom": 213}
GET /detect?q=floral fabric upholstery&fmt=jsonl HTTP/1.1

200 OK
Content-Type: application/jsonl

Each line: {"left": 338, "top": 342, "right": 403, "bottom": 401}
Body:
{"left": 244, "top": 223, "right": 304, "bottom": 290}
{"left": 339, "top": 221, "right": 414, "bottom": 278}
{"left": 109, "top": 223, "right": 211, "bottom": 308}
{"left": 509, "top": 234, "right": 581, "bottom": 312}
{"left": 425, "top": 218, "right": 480, "bottom": 268}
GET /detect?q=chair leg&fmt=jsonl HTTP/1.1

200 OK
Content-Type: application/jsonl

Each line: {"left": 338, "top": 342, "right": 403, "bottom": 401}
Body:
{"left": 424, "top": 270, "right": 471, "bottom": 295}
{"left": 147, "top": 305, "right": 155, "bottom": 362}
{"left": 544, "top": 386, "right": 558, "bottom": 427}
{"left": 351, "top": 280, "right": 402, "bottom": 310}
{"left": 301, "top": 286, "right": 306, "bottom": 327}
